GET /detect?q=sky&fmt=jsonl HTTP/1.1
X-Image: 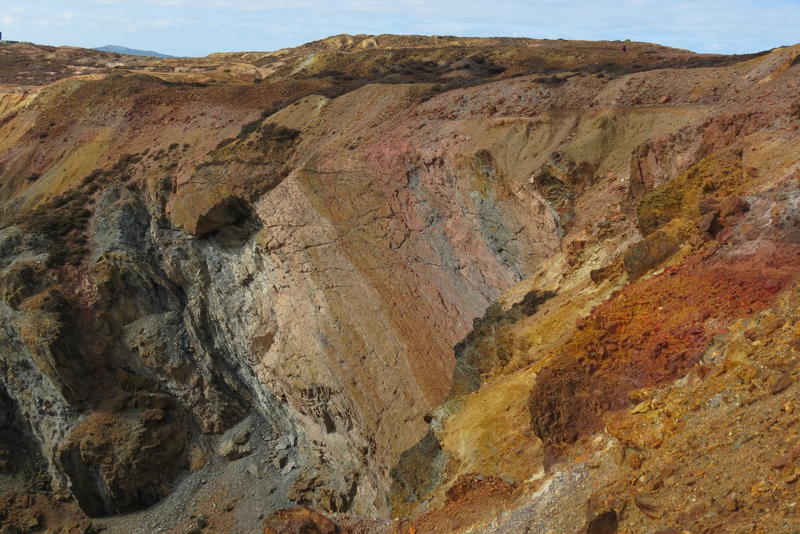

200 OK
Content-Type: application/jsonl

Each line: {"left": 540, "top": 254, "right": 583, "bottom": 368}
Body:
{"left": 1, "top": 0, "right": 798, "bottom": 57}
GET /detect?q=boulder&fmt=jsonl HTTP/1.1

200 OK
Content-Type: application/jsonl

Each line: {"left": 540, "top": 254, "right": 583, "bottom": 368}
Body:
{"left": 172, "top": 193, "right": 252, "bottom": 237}
{"left": 623, "top": 232, "right": 679, "bottom": 280}
{"left": 719, "top": 196, "right": 749, "bottom": 218}
{"left": 218, "top": 420, "right": 253, "bottom": 460}
{"left": 58, "top": 393, "right": 187, "bottom": 517}
{"left": 696, "top": 210, "right": 723, "bottom": 235}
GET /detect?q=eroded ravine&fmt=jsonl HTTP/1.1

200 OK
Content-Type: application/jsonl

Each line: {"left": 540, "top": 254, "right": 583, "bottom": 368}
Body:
{"left": 0, "top": 36, "right": 798, "bottom": 533}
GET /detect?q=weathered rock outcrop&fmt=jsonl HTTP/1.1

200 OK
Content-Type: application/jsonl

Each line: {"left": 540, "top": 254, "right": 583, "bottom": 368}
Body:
{"left": 0, "top": 36, "right": 799, "bottom": 533}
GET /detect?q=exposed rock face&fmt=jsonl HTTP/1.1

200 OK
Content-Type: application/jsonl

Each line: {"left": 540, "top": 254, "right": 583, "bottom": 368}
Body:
{"left": 0, "top": 35, "right": 799, "bottom": 533}
{"left": 58, "top": 393, "right": 188, "bottom": 516}
{"left": 621, "top": 231, "right": 678, "bottom": 280}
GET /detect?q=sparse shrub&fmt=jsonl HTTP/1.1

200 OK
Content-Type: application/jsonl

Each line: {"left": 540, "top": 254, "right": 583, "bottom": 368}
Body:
{"left": 534, "top": 75, "right": 566, "bottom": 85}
{"left": 215, "top": 138, "right": 235, "bottom": 150}
{"left": 260, "top": 101, "right": 288, "bottom": 119}
{"left": 237, "top": 119, "right": 262, "bottom": 140}
{"left": 112, "top": 154, "right": 136, "bottom": 172}
{"left": 159, "top": 177, "right": 173, "bottom": 193}
{"left": 258, "top": 122, "right": 300, "bottom": 142}
{"left": 14, "top": 148, "right": 151, "bottom": 268}
{"left": 82, "top": 169, "right": 105, "bottom": 184}
{"left": 23, "top": 189, "right": 94, "bottom": 268}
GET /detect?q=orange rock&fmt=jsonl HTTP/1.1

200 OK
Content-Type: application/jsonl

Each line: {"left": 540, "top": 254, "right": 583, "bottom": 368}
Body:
{"left": 633, "top": 493, "right": 661, "bottom": 519}
{"left": 262, "top": 507, "right": 342, "bottom": 534}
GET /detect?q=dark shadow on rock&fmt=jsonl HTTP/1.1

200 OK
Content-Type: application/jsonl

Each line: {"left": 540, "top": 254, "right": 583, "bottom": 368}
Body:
{"left": 451, "top": 289, "right": 556, "bottom": 397}
{"left": 389, "top": 430, "right": 449, "bottom": 519}
{"left": 622, "top": 232, "right": 679, "bottom": 280}
{"left": 58, "top": 393, "right": 189, "bottom": 517}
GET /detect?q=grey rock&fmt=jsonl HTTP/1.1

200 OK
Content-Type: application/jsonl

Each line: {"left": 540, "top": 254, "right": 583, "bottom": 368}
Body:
{"left": 281, "top": 460, "right": 296, "bottom": 475}
{"left": 219, "top": 438, "right": 252, "bottom": 461}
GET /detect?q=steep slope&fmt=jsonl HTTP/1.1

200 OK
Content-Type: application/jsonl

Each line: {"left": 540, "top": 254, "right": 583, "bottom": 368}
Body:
{"left": 0, "top": 35, "right": 798, "bottom": 533}
{"left": 390, "top": 45, "right": 800, "bottom": 534}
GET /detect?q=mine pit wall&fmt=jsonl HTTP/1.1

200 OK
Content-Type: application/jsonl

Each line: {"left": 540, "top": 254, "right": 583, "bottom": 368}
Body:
{"left": 0, "top": 101, "right": 570, "bottom": 517}
{"left": 1, "top": 45, "right": 797, "bottom": 521}
{"left": 385, "top": 53, "right": 800, "bottom": 520}
{"left": 0, "top": 142, "right": 716, "bottom": 516}
{"left": 231, "top": 141, "right": 567, "bottom": 512}
{"left": 0, "top": 99, "right": 709, "bottom": 518}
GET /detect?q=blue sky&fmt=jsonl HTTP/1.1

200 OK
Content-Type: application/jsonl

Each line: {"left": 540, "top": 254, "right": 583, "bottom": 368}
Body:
{"left": 2, "top": 1, "right": 798, "bottom": 57}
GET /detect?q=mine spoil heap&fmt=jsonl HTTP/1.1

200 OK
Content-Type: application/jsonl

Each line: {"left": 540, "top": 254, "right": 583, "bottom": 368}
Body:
{"left": 0, "top": 35, "right": 799, "bottom": 533}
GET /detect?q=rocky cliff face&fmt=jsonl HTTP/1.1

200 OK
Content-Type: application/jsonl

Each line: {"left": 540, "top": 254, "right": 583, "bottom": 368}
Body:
{"left": 0, "top": 36, "right": 798, "bottom": 533}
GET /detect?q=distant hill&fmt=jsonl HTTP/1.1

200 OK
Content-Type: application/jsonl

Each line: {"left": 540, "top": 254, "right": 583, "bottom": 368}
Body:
{"left": 93, "top": 45, "right": 174, "bottom": 58}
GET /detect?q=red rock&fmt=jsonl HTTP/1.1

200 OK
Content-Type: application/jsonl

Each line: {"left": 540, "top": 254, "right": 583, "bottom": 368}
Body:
{"left": 719, "top": 196, "right": 750, "bottom": 217}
